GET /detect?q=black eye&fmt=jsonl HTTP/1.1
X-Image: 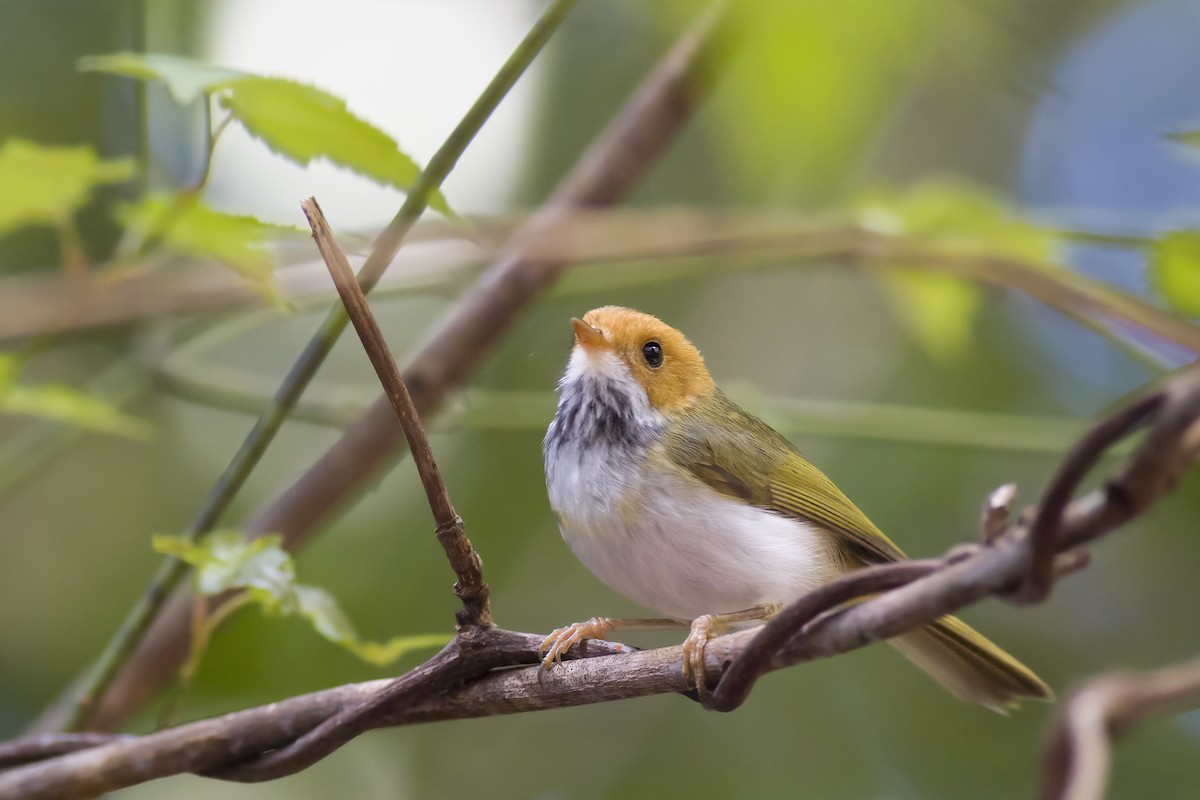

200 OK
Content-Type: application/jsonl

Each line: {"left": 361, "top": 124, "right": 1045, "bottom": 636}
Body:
{"left": 642, "top": 341, "right": 663, "bottom": 368}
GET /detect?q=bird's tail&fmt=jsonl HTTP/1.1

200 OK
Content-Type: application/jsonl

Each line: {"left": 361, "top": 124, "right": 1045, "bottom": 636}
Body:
{"left": 888, "top": 615, "right": 1052, "bottom": 713}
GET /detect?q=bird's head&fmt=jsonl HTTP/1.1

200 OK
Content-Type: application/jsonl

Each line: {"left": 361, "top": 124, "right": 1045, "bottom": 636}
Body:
{"left": 565, "top": 306, "right": 715, "bottom": 413}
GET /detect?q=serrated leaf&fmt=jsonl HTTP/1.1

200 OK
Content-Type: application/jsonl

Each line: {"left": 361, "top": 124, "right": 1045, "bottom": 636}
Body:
{"left": 0, "top": 355, "right": 152, "bottom": 439}
{"left": 79, "top": 52, "right": 244, "bottom": 105}
{"left": 856, "top": 179, "right": 1056, "bottom": 360}
{"left": 120, "top": 194, "right": 299, "bottom": 300}
{"left": 154, "top": 531, "right": 296, "bottom": 607}
{"left": 219, "top": 76, "right": 451, "bottom": 216}
{"left": 0, "top": 140, "right": 135, "bottom": 236}
{"left": 1150, "top": 230, "right": 1200, "bottom": 316}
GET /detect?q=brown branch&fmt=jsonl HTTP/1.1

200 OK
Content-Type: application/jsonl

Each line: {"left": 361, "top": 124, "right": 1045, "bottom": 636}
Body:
{"left": 707, "top": 559, "right": 941, "bottom": 711}
{"left": 6, "top": 210, "right": 1199, "bottom": 359}
{"left": 4, "top": 365, "right": 1199, "bottom": 798}
{"left": 1041, "top": 655, "right": 1200, "bottom": 800}
{"left": 27, "top": 3, "right": 733, "bottom": 735}
{"left": 301, "top": 197, "right": 489, "bottom": 627}
{"left": 1016, "top": 391, "right": 1165, "bottom": 603}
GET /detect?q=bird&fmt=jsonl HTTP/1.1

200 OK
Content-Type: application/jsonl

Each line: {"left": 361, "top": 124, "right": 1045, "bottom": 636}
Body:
{"left": 539, "top": 305, "right": 1051, "bottom": 712}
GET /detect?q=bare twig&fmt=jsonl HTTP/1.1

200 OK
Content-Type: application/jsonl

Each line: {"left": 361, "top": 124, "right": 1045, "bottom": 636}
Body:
{"left": 1041, "top": 655, "right": 1200, "bottom": 800}
{"left": 46, "top": 2, "right": 733, "bottom": 734}
{"left": 301, "top": 197, "right": 489, "bottom": 626}
{"left": 4, "top": 366, "right": 1199, "bottom": 798}
{"left": 981, "top": 483, "right": 1017, "bottom": 543}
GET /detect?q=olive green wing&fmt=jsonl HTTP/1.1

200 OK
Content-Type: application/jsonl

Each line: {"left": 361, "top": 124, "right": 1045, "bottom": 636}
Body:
{"left": 664, "top": 391, "right": 907, "bottom": 566}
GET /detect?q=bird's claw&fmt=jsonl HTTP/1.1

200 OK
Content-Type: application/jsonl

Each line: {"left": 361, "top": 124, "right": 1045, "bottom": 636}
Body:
{"left": 539, "top": 616, "right": 614, "bottom": 669}
{"left": 681, "top": 615, "right": 716, "bottom": 697}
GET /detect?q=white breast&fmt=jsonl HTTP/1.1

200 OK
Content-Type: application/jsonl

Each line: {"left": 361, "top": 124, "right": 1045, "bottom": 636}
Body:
{"left": 547, "top": 446, "right": 837, "bottom": 621}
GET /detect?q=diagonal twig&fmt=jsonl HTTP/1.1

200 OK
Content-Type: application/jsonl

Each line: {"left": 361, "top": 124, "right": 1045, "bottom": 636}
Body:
{"left": 51, "top": 0, "right": 578, "bottom": 733}
{"left": 301, "top": 197, "right": 488, "bottom": 626}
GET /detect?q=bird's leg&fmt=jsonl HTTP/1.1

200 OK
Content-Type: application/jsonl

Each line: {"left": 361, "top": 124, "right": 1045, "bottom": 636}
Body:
{"left": 682, "top": 603, "right": 783, "bottom": 698}
{"left": 539, "top": 617, "right": 684, "bottom": 668}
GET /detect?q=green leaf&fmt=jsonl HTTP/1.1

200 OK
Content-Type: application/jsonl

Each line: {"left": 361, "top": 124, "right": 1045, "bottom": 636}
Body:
{"left": 1150, "top": 231, "right": 1200, "bottom": 316}
{"left": 0, "top": 356, "right": 152, "bottom": 439}
{"left": 347, "top": 633, "right": 453, "bottom": 667}
{"left": 881, "top": 270, "right": 982, "bottom": 362}
{"left": 856, "top": 179, "right": 1057, "bottom": 263}
{"left": 79, "top": 52, "right": 244, "bottom": 105}
{"left": 218, "top": 76, "right": 451, "bottom": 216}
{"left": 0, "top": 140, "right": 135, "bottom": 236}
{"left": 294, "top": 585, "right": 359, "bottom": 645}
{"left": 119, "top": 194, "right": 299, "bottom": 300}
{"left": 856, "top": 179, "right": 1057, "bottom": 360}
{"left": 156, "top": 531, "right": 447, "bottom": 667}
{"left": 293, "top": 585, "right": 449, "bottom": 665}
{"left": 153, "top": 531, "right": 296, "bottom": 608}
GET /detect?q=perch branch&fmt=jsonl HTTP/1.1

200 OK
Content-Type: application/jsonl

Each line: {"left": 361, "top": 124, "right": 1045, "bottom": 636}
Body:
{"left": 3, "top": 365, "right": 1199, "bottom": 799}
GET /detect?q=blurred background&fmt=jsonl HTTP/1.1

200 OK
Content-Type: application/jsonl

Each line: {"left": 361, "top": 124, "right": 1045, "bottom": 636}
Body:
{"left": 2, "top": 0, "right": 1200, "bottom": 797}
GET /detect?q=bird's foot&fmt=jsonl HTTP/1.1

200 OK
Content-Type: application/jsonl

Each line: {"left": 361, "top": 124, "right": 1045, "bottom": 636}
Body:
{"left": 681, "top": 615, "right": 717, "bottom": 697}
{"left": 539, "top": 616, "right": 616, "bottom": 669}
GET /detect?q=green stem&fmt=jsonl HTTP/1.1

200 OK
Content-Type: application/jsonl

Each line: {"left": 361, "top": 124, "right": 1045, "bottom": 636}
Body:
{"left": 60, "top": 0, "right": 578, "bottom": 732}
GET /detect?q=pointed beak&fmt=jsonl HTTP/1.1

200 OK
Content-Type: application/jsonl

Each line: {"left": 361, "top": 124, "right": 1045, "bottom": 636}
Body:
{"left": 571, "top": 318, "right": 606, "bottom": 350}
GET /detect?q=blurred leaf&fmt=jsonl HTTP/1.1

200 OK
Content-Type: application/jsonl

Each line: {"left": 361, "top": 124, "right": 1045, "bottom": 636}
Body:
{"left": 1150, "top": 231, "right": 1200, "bottom": 317}
{"left": 154, "top": 532, "right": 296, "bottom": 608}
{"left": 155, "top": 531, "right": 446, "bottom": 667}
{"left": 218, "top": 77, "right": 451, "bottom": 216}
{"left": 293, "top": 585, "right": 357, "bottom": 644}
{"left": 879, "top": 271, "right": 982, "bottom": 361}
{"left": 348, "top": 633, "right": 453, "bottom": 667}
{"left": 0, "top": 140, "right": 135, "bottom": 236}
{"left": 79, "top": 52, "right": 243, "bottom": 104}
{"left": 0, "top": 355, "right": 152, "bottom": 439}
{"left": 856, "top": 179, "right": 1056, "bottom": 263}
{"left": 856, "top": 179, "right": 1057, "bottom": 360}
{"left": 120, "top": 194, "right": 299, "bottom": 300}
{"left": 685, "top": 0, "right": 936, "bottom": 200}
{"left": 294, "top": 586, "right": 450, "bottom": 666}
{"left": 1168, "top": 130, "right": 1200, "bottom": 150}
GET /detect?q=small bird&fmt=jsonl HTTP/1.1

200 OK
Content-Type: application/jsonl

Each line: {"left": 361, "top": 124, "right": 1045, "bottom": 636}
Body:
{"left": 540, "top": 306, "right": 1051, "bottom": 711}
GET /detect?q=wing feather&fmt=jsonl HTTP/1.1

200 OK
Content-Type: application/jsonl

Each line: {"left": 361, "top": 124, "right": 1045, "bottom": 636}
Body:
{"left": 664, "top": 390, "right": 906, "bottom": 566}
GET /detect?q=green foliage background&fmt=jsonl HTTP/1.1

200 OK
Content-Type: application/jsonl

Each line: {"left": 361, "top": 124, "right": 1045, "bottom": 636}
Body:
{"left": 2, "top": 1, "right": 1200, "bottom": 798}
